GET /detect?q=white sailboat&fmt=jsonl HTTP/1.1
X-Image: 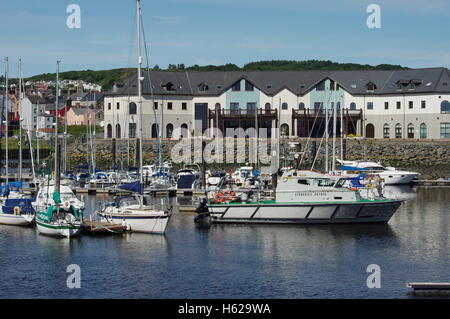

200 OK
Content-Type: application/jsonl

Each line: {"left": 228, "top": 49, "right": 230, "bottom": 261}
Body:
{"left": 0, "top": 58, "right": 35, "bottom": 226}
{"left": 98, "top": 0, "right": 171, "bottom": 234}
{"left": 35, "top": 61, "right": 82, "bottom": 237}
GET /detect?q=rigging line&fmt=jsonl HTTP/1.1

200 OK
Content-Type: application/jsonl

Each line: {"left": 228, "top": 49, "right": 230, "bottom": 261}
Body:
{"left": 126, "top": 8, "right": 137, "bottom": 72}
{"left": 140, "top": 13, "right": 161, "bottom": 168}
{"left": 298, "top": 86, "right": 333, "bottom": 168}
{"left": 311, "top": 123, "right": 326, "bottom": 171}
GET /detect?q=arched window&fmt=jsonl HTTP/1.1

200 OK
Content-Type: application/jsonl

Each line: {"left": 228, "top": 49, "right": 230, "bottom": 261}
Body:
{"left": 180, "top": 123, "right": 188, "bottom": 138}
{"left": 115, "top": 124, "right": 121, "bottom": 138}
{"left": 365, "top": 124, "right": 375, "bottom": 138}
{"left": 151, "top": 123, "right": 159, "bottom": 138}
{"left": 298, "top": 102, "right": 305, "bottom": 110}
{"left": 383, "top": 124, "right": 390, "bottom": 138}
{"left": 129, "top": 102, "right": 137, "bottom": 115}
{"left": 420, "top": 123, "right": 427, "bottom": 139}
{"left": 281, "top": 102, "right": 288, "bottom": 110}
{"left": 350, "top": 102, "right": 356, "bottom": 110}
{"left": 441, "top": 100, "right": 450, "bottom": 114}
{"left": 407, "top": 123, "right": 414, "bottom": 138}
{"left": 166, "top": 123, "right": 174, "bottom": 138}
{"left": 395, "top": 123, "right": 402, "bottom": 138}
{"left": 280, "top": 123, "right": 289, "bottom": 137}
{"left": 107, "top": 124, "right": 112, "bottom": 138}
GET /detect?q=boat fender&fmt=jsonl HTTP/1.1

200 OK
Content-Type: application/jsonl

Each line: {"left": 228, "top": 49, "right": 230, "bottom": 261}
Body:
{"left": 63, "top": 201, "right": 71, "bottom": 209}
{"left": 214, "top": 193, "right": 225, "bottom": 203}
{"left": 13, "top": 206, "right": 21, "bottom": 215}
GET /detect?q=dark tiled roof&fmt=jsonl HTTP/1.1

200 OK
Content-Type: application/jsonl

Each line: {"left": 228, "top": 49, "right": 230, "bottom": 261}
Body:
{"left": 105, "top": 68, "right": 450, "bottom": 97}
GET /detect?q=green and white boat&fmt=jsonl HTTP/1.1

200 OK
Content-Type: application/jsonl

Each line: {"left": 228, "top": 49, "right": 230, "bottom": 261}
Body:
{"left": 36, "top": 200, "right": 82, "bottom": 237}
{"left": 197, "top": 170, "right": 402, "bottom": 225}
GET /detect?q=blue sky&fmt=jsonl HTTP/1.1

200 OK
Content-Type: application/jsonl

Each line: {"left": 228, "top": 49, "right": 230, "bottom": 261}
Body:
{"left": 1, "top": 0, "right": 450, "bottom": 76}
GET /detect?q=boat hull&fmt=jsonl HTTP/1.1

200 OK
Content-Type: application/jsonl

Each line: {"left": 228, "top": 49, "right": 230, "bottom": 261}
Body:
{"left": 36, "top": 220, "right": 82, "bottom": 237}
{"left": 0, "top": 213, "right": 34, "bottom": 226}
{"left": 99, "top": 212, "right": 170, "bottom": 234}
{"left": 208, "top": 200, "right": 402, "bottom": 224}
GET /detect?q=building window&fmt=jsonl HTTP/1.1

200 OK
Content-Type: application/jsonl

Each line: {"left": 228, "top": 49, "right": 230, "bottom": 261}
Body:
{"left": 230, "top": 102, "right": 239, "bottom": 114}
{"left": 336, "top": 102, "right": 341, "bottom": 110}
{"left": 441, "top": 100, "right": 450, "bottom": 114}
{"left": 182, "top": 102, "right": 187, "bottom": 110}
{"left": 180, "top": 123, "right": 188, "bottom": 138}
{"left": 366, "top": 82, "right": 377, "bottom": 91}
{"left": 407, "top": 123, "right": 414, "bottom": 138}
{"left": 282, "top": 102, "right": 288, "bottom": 110}
{"left": 298, "top": 102, "right": 305, "bottom": 110}
{"left": 441, "top": 123, "right": 450, "bottom": 138}
{"left": 245, "top": 80, "right": 254, "bottom": 91}
{"left": 108, "top": 102, "right": 111, "bottom": 110}
{"left": 129, "top": 102, "right": 137, "bottom": 114}
{"left": 420, "top": 123, "right": 427, "bottom": 139}
{"left": 166, "top": 123, "right": 174, "bottom": 138}
{"left": 231, "top": 81, "right": 240, "bottom": 91}
{"left": 350, "top": 102, "right": 356, "bottom": 110}
{"left": 396, "top": 101, "right": 401, "bottom": 109}
{"left": 129, "top": 123, "right": 137, "bottom": 138}
{"left": 154, "top": 102, "right": 158, "bottom": 110}
{"left": 315, "top": 81, "right": 325, "bottom": 91}
{"left": 421, "top": 101, "right": 426, "bottom": 109}
{"left": 280, "top": 123, "right": 289, "bottom": 137}
{"left": 246, "top": 102, "right": 256, "bottom": 114}
{"left": 367, "top": 102, "right": 373, "bottom": 110}
{"left": 115, "top": 124, "right": 121, "bottom": 138}
{"left": 116, "top": 102, "right": 120, "bottom": 110}
{"left": 384, "top": 102, "right": 389, "bottom": 110}
{"left": 167, "top": 102, "right": 173, "bottom": 110}
{"left": 383, "top": 124, "right": 390, "bottom": 138}
{"left": 409, "top": 101, "right": 413, "bottom": 109}
{"left": 107, "top": 124, "right": 112, "bottom": 138}
{"left": 395, "top": 123, "right": 402, "bottom": 138}
{"left": 330, "top": 81, "right": 335, "bottom": 91}
{"left": 151, "top": 123, "right": 158, "bottom": 138}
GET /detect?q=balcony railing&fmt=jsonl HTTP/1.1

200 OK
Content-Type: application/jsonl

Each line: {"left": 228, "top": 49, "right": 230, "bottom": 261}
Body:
{"left": 210, "top": 108, "right": 277, "bottom": 117}
{"left": 293, "top": 108, "right": 362, "bottom": 117}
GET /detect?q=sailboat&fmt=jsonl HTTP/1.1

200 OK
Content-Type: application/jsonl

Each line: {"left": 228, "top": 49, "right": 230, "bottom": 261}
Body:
{"left": 0, "top": 58, "right": 35, "bottom": 226}
{"left": 35, "top": 61, "right": 82, "bottom": 237}
{"left": 97, "top": 0, "right": 171, "bottom": 234}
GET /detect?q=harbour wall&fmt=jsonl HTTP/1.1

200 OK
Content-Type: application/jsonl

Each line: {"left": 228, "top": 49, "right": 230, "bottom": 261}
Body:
{"left": 62, "top": 138, "right": 450, "bottom": 180}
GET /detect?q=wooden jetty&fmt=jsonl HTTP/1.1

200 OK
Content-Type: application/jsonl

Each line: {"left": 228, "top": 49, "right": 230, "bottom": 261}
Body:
{"left": 73, "top": 187, "right": 132, "bottom": 196}
{"left": 82, "top": 221, "right": 127, "bottom": 235}
{"left": 407, "top": 282, "right": 450, "bottom": 295}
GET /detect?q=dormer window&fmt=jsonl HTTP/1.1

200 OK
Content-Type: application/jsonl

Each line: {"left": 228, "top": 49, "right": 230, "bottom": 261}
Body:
{"left": 366, "top": 82, "right": 377, "bottom": 92}
{"left": 161, "top": 82, "right": 175, "bottom": 91}
{"left": 198, "top": 83, "right": 209, "bottom": 92}
{"left": 266, "top": 84, "right": 272, "bottom": 89}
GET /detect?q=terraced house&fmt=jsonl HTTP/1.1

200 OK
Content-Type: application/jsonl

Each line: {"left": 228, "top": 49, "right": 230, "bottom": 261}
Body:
{"left": 103, "top": 68, "right": 450, "bottom": 140}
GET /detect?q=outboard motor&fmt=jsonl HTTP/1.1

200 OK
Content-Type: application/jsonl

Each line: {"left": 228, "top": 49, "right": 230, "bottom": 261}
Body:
{"left": 194, "top": 197, "right": 211, "bottom": 228}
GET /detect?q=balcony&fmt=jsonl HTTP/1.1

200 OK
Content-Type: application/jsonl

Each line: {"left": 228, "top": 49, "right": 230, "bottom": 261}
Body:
{"left": 209, "top": 108, "right": 278, "bottom": 118}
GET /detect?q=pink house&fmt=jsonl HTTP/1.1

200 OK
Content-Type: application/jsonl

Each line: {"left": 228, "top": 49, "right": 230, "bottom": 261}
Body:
{"left": 66, "top": 106, "right": 96, "bottom": 125}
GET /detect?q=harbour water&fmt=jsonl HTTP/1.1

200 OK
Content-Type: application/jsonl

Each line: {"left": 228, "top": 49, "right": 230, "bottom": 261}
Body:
{"left": 0, "top": 186, "right": 448, "bottom": 299}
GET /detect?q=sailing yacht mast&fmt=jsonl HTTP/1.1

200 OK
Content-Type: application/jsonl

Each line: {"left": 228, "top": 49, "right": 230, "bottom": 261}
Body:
{"left": 18, "top": 59, "right": 23, "bottom": 183}
{"left": 54, "top": 61, "right": 60, "bottom": 201}
{"left": 332, "top": 88, "right": 337, "bottom": 172}
{"left": 5, "top": 57, "right": 9, "bottom": 184}
{"left": 137, "top": 0, "right": 144, "bottom": 194}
